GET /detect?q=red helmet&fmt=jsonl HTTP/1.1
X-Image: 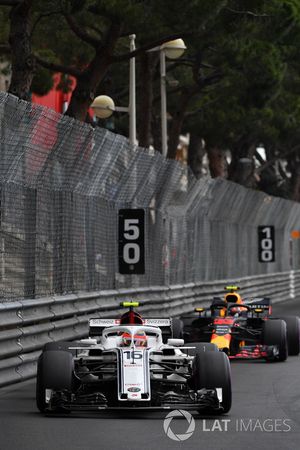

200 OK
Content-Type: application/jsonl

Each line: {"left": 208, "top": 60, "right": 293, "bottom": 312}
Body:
{"left": 121, "top": 330, "right": 147, "bottom": 347}
{"left": 121, "top": 332, "right": 132, "bottom": 346}
{"left": 120, "top": 311, "right": 143, "bottom": 325}
{"left": 133, "top": 330, "right": 147, "bottom": 347}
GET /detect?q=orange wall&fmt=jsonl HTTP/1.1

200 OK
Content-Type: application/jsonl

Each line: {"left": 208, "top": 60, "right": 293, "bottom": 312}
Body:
{"left": 31, "top": 73, "right": 74, "bottom": 113}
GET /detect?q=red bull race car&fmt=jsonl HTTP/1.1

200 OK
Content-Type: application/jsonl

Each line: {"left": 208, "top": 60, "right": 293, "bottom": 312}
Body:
{"left": 181, "top": 286, "right": 300, "bottom": 361}
{"left": 36, "top": 302, "right": 232, "bottom": 414}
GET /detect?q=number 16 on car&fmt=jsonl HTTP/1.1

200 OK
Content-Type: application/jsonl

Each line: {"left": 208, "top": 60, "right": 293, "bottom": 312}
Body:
{"left": 118, "top": 209, "right": 145, "bottom": 274}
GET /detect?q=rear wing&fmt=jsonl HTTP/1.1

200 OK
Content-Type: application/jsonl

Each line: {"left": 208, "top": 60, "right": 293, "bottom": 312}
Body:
{"left": 244, "top": 297, "right": 272, "bottom": 315}
{"left": 189, "top": 297, "right": 272, "bottom": 318}
{"left": 89, "top": 318, "right": 172, "bottom": 337}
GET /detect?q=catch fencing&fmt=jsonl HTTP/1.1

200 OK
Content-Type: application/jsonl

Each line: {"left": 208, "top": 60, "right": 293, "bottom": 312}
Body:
{"left": 0, "top": 91, "right": 300, "bottom": 301}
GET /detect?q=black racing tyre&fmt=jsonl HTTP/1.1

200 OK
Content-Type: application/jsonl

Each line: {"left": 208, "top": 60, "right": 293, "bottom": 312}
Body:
{"left": 278, "top": 316, "right": 300, "bottom": 356}
{"left": 262, "top": 319, "right": 288, "bottom": 362}
{"left": 184, "top": 342, "right": 218, "bottom": 356}
{"left": 36, "top": 350, "right": 74, "bottom": 413}
{"left": 36, "top": 355, "right": 47, "bottom": 413}
{"left": 192, "top": 351, "right": 232, "bottom": 414}
{"left": 171, "top": 318, "right": 184, "bottom": 339}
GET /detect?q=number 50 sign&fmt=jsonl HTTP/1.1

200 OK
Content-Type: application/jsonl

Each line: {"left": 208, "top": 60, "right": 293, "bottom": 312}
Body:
{"left": 258, "top": 226, "right": 275, "bottom": 262}
{"left": 118, "top": 209, "right": 145, "bottom": 274}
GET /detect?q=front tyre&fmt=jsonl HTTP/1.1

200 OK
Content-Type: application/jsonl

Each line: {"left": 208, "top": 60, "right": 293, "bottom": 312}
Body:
{"left": 42, "top": 341, "right": 81, "bottom": 355}
{"left": 277, "top": 316, "right": 300, "bottom": 356}
{"left": 192, "top": 351, "right": 232, "bottom": 414}
{"left": 262, "top": 319, "right": 288, "bottom": 362}
{"left": 36, "top": 350, "right": 74, "bottom": 413}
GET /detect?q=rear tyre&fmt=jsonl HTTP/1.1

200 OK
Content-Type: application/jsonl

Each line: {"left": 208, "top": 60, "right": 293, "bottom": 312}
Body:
{"left": 192, "top": 351, "right": 232, "bottom": 414}
{"left": 262, "top": 319, "right": 288, "bottom": 362}
{"left": 36, "top": 350, "right": 74, "bottom": 413}
{"left": 36, "top": 355, "right": 46, "bottom": 413}
{"left": 184, "top": 342, "right": 218, "bottom": 356}
{"left": 277, "top": 316, "right": 300, "bottom": 356}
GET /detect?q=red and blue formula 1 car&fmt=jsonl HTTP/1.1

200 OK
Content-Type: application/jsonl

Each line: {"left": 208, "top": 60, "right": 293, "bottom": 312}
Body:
{"left": 181, "top": 286, "right": 300, "bottom": 362}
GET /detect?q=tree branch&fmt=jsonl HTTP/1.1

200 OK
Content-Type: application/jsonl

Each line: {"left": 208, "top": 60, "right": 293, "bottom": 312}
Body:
{"left": 89, "top": 24, "right": 103, "bottom": 37}
{"left": 30, "top": 10, "right": 62, "bottom": 37}
{"left": 0, "top": 43, "right": 10, "bottom": 55}
{"left": 0, "top": 0, "right": 21, "bottom": 5}
{"left": 35, "top": 54, "right": 82, "bottom": 78}
{"left": 256, "top": 146, "right": 300, "bottom": 174}
{"left": 225, "top": 7, "right": 270, "bottom": 18}
{"left": 64, "top": 13, "right": 101, "bottom": 48}
{"left": 255, "top": 150, "right": 265, "bottom": 165}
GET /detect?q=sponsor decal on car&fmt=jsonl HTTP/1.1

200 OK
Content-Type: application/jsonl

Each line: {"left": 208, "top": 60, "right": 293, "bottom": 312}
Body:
{"left": 127, "top": 387, "right": 141, "bottom": 392}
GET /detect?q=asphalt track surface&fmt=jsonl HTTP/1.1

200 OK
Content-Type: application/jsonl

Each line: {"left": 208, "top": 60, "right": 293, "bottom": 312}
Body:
{"left": 1, "top": 299, "right": 300, "bottom": 450}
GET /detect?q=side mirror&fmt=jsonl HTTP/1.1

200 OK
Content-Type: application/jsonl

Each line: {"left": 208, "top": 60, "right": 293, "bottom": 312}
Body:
{"left": 167, "top": 338, "right": 184, "bottom": 347}
{"left": 80, "top": 338, "right": 97, "bottom": 345}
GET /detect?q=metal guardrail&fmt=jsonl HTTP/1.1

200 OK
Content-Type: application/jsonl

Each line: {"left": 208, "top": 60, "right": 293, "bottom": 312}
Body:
{"left": 0, "top": 270, "right": 299, "bottom": 388}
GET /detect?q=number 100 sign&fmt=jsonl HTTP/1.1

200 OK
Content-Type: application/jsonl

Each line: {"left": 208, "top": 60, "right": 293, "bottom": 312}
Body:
{"left": 258, "top": 226, "right": 275, "bottom": 262}
{"left": 118, "top": 209, "right": 145, "bottom": 274}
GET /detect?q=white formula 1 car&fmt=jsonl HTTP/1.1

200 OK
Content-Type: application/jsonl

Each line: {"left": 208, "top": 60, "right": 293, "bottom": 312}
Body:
{"left": 36, "top": 302, "right": 232, "bottom": 414}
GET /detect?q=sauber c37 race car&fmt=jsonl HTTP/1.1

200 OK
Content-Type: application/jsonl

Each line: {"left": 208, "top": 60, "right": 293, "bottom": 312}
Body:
{"left": 36, "top": 302, "right": 232, "bottom": 414}
{"left": 181, "top": 286, "right": 300, "bottom": 362}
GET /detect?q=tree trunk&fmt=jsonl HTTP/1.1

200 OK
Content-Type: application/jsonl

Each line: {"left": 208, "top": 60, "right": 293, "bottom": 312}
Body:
{"left": 228, "top": 141, "right": 257, "bottom": 188}
{"left": 137, "top": 52, "right": 157, "bottom": 148}
{"left": 188, "top": 134, "right": 205, "bottom": 179}
{"left": 152, "top": 114, "right": 162, "bottom": 153}
{"left": 168, "top": 88, "right": 196, "bottom": 159}
{"left": 290, "top": 162, "right": 300, "bottom": 202}
{"left": 65, "top": 23, "right": 122, "bottom": 122}
{"left": 8, "top": 0, "right": 35, "bottom": 101}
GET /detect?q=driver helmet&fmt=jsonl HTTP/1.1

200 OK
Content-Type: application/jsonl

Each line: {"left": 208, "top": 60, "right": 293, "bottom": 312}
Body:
{"left": 121, "top": 331, "right": 132, "bottom": 346}
{"left": 224, "top": 287, "right": 243, "bottom": 315}
{"left": 120, "top": 311, "right": 143, "bottom": 325}
{"left": 133, "top": 330, "right": 147, "bottom": 347}
{"left": 225, "top": 292, "right": 243, "bottom": 305}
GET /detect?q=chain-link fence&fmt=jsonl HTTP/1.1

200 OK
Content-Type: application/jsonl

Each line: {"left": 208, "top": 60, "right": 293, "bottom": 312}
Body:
{"left": 0, "top": 92, "right": 300, "bottom": 301}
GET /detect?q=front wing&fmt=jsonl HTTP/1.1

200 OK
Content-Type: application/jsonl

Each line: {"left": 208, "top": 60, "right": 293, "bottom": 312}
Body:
{"left": 229, "top": 344, "right": 279, "bottom": 360}
{"left": 45, "top": 389, "right": 223, "bottom": 413}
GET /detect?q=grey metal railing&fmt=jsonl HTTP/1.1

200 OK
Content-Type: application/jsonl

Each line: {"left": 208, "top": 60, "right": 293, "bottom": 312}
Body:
{"left": 0, "top": 271, "right": 299, "bottom": 388}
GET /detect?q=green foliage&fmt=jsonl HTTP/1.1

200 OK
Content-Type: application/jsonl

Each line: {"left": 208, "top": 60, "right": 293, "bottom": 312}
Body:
{"left": 56, "top": 74, "right": 73, "bottom": 93}
{"left": 31, "top": 67, "right": 54, "bottom": 95}
{"left": 31, "top": 7, "right": 94, "bottom": 68}
{"left": 1, "top": 0, "right": 300, "bottom": 198}
{"left": 182, "top": 1, "right": 300, "bottom": 145}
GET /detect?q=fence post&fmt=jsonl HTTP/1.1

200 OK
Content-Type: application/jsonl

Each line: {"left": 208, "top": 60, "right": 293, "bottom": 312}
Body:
{"left": 53, "top": 190, "right": 63, "bottom": 294}
{"left": 85, "top": 197, "right": 95, "bottom": 290}
{"left": 24, "top": 187, "right": 37, "bottom": 298}
{"left": 62, "top": 191, "right": 74, "bottom": 292}
{"left": 0, "top": 184, "right": 4, "bottom": 282}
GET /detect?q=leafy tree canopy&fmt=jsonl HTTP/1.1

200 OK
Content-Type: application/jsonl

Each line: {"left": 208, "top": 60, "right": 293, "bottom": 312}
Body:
{"left": 0, "top": 0, "right": 300, "bottom": 199}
